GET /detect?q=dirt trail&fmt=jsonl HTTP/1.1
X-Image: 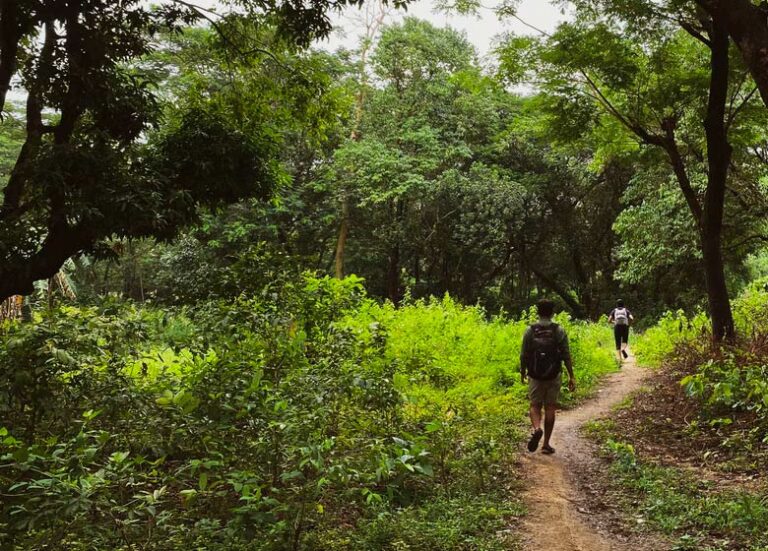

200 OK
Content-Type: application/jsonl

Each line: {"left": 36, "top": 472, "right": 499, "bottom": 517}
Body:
{"left": 518, "top": 356, "right": 663, "bottom": 551}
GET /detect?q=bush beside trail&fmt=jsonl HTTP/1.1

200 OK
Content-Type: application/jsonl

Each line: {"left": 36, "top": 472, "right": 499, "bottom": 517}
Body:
{"left": 0, "top": 276, "right": 617, "bottom": 550}
{"left": 586, "top": 283, "right": 768, "bottom": 551}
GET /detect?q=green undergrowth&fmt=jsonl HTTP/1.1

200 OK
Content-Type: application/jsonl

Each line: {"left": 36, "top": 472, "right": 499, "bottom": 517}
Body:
{"left": 632, "top": 309, "right": 708, "bottom": 368}
{"left": 636, "top": 280, "right": 768, "bottom": 441}
{"left": 598, "top": 437, "right": 768, "bottom": 551}
{"left": 634, "top": 279, "right": 768, "bottom": 368}
{"left": 0, "top": 276, "right": 616, "bottom": 550}
{"left": 308, "top": 493, "right": 525, "bottom": 550}
{"left": 593, "top": 282, "right": 768, "bottom": 550}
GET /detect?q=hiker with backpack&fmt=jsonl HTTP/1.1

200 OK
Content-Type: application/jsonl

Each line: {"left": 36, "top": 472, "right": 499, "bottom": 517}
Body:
{"left": 608, "top": 299, "right": 634, "bottom": 362}
{"left": 520, "top": 299, "right": 575, "bottom": 455}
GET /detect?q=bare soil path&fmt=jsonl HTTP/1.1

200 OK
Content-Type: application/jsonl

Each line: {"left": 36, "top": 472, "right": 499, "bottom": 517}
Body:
{"left": 518, "top": 356, "right": 667, "bottom": 551}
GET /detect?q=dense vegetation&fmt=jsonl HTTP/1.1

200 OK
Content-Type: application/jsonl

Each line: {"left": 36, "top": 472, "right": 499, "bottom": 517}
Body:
{"left": 7, "top": 1, "right": 768, "bottom": 322}
{"left": 4, "top": 0, "right": 768, "bottom": 549}
{"left": 584, "top": 285, "right": 768, "bottom": 550}
{"left": 0, "top": 276, "right": 616, "bottom": 549}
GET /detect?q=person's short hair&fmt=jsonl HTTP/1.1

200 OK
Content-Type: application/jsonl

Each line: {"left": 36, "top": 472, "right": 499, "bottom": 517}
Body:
{"left": 616, "top": 299, "right": 624, "bottom": 307}
{"left": 537, "top": 299, "right": 555, "bottom": 318}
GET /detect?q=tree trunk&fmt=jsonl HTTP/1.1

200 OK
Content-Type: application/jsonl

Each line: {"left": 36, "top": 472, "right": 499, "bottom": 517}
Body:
{"left": 701, "top": 229, "right": 734, "bottom": 340}
{"left": 530, "top": 267, "right": 588, "bottom": 319}
{"left": 386, "top": 199, "right": 404, "bottom": 304}
{"left": 701, "top": 13, "right": 736, "bottom": 341}
{"left": 697, "top": 0, "right": 768, "bottom": 109}
{"left": 333, "top": 197, "right": 349, "bottom": 279}
{"left": 387, "top": 244, "right": 401, "bottom": 304}
{"left": 332, "top": 1, "right": 387, "bottom": 279}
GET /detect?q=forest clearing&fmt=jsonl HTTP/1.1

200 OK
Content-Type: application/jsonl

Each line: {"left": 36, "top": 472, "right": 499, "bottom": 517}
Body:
{"left": 3, "top": 0, "right": 768, "bottom": 549}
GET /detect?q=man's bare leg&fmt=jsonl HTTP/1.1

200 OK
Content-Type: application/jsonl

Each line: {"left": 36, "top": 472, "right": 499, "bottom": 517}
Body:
{"left": 527, "top": 402, "right": 544, "bottom": 451}
{"left": 543, "top": 404, "right": 556, "bottom": 448}
{"left": 529, "top": 403, "right": 542, "bottom": 431}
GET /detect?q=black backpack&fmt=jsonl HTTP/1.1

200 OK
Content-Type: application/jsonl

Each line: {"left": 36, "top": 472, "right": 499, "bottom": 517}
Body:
{"left": 526, "top": 323, "right": 562, "bottom": 380}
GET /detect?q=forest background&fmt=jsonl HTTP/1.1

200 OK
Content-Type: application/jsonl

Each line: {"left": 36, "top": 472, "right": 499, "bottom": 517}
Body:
{"left": 3, "top": 0, "right": 768, "bottom": 549}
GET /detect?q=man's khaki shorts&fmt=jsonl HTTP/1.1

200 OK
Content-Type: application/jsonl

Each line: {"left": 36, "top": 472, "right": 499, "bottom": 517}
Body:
{"left": 528, "top": 375, "right": 562, "bottom": 406}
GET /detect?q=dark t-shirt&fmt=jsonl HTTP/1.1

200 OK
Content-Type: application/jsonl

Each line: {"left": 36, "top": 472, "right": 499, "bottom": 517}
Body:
{"left": 519, "top": 318, "right": 571, "bottom": 369}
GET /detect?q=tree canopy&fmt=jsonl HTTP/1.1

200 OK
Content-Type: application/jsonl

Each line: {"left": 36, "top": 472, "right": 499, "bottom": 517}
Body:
{"left": 4, "top": 1, "right": 768, "bottom": 329}
{"left": 6, "top": 3, "right": 768, "bottom": 548}
{"left": 0, "top": 0, "right": 409, "bottom": 299}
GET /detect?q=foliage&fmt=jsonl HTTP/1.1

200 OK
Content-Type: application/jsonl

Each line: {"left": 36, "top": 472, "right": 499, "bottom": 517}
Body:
{"left": 600, "top": 438, "right": 768, "bottom": 550}
{"left": 0, "top": 0, "right": 402, "bottom": 300}
{"left": 51, "top": 12, "right": 742, "bottom": 321}
{"left": 0, "top": 275, "right": 618, "bottom": 549}
{"left": 681, "top": 357, "right": 768, "bottom": 436}
{"left": 633, "top": 309, "right": 709, "bottom": 368}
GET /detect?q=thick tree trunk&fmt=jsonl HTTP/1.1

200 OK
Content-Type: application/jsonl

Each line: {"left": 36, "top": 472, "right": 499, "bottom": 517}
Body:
{"left": 531, "top": 267, "right": 588, "bottom": 319}
{"left": 697, "top": 0, "right": 768, "bottom": 109}
{"left": 701, "top": 229, "right": 734, "bottom": 340}
{"left": 701, "top": 14, "right": 736, "bottom": 341}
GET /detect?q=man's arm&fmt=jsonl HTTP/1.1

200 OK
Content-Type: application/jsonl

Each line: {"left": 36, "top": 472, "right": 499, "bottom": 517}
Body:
{"left": 520, "top": 328, "right": 531, "bottom": 382}
{"left": 564, "top": 356, "right": 575, "bottom": 390}
{"left": 559, "top": 328, "right": 576, "bottom": 391}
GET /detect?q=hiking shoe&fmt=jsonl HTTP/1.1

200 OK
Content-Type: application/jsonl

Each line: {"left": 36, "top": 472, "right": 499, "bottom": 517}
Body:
{"left": 621, "top": 350, "right": 629, "bottom": 359}
{"left": 542, "top": 444, "right": 555, "bottom": 455}
{"left": 527, "top": 428, "right": 543, "bottom": 452}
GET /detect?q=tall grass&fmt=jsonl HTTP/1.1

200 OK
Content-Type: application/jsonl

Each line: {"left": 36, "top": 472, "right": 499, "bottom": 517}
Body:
{"left": 346, "top": 295, "right": 618, "bottom": 423}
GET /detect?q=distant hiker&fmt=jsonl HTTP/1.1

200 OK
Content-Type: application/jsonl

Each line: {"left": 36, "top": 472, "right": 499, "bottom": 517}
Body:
{"left": 520, "top": 299, "right": 576, "bottom": 455}
{"left": 608, "top": 299, "right": 634, "bottom": 362}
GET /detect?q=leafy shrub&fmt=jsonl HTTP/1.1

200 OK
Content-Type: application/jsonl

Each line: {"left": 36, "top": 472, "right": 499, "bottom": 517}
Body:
{"left": 682, "top": 358, "right": 768, "bottom": 416}
{"left": 633, "top": 309, "right": 709, "bottom": 368}
{"left": 733, "top": 278, "right": 768, "bottom": 337}
{"left": 602, "top": 438, "right": 768, "bottom": 549}
{"left": 0, "top": 277, "right": 617, "bottom": 549}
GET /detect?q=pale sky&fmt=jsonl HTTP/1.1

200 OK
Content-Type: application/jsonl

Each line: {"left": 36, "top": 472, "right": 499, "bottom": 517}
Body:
{"left": 326, "top": 0, "right": 567, "bottom": 58}
{"left": 187, "top": 0, "right": 568, "bottom": 58}
{"left": 3, "top": 1, "right": 566, "bottom": 108}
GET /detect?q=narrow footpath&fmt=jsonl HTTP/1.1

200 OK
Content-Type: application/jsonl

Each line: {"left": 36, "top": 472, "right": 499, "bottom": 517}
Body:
{"left": 518, "top": 357, "right": 665, "bottom": 551}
